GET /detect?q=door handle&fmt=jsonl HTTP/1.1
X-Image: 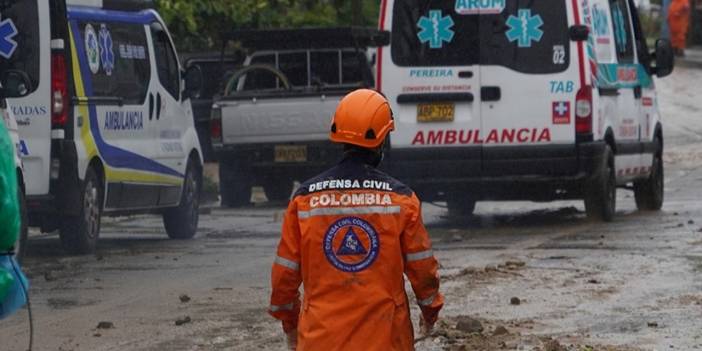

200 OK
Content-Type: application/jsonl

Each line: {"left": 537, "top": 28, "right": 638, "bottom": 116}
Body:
{"left": 156, "top": 93, "right": 162, "bottom": 120}
{"left": 481, "top": 86, "right": 501, "bottom": 102}
{"left": 598, "top": 87, "right": 620, "bottom": 96}
{"left": 458, "top": 70, "right": 473, "bottom": 78}
{"left": 148, "top": 93, "right": 154, "bottom": 120}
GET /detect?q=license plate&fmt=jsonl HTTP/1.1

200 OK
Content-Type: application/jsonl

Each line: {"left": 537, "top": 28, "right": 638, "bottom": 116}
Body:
{"left": 417, "top": 103, "right": 455, "bottom": 123}
{"left": 274, "top": 145, "right": 307, "bottom": 163}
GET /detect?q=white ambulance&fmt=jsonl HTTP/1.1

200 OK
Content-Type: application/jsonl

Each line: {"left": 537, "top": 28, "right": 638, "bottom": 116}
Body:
{"left": 378, "top": 0, "right": 674, "bottom": 221}
{"left": 8, "top": 0, "right": 203, "bottom": 254}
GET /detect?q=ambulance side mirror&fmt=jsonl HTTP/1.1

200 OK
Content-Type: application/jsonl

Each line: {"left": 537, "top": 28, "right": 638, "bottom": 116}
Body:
{"left": 0, "top": 70, "right": 32, "bottom": 98}
{"left": 183, "top": 65, "right": 204, "bottom": 100}
{"left": 569, "top": 25, "right": 589, "bottom": 42}
{"left": 652, "top": 38, "right": 674, "bottom": 78}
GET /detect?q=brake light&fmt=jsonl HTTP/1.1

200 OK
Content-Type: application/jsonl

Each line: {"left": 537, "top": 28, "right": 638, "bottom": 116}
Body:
{"left": 210, "top": 105, "right": 222, "bottom": 144}
{"left": 51, "top": 52, "right": 69, "bottom": 128}
{"left": 575, "top": 85, "right": 592, "bottom": 134}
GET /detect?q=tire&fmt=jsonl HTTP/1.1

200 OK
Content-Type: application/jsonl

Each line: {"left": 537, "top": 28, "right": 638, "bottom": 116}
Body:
{"left": 14, "top": 184, "right": 28, "bottom": 263}
{"left": 634, "top": 140, "right": 664, "bottom": 211}
{"left": 584, "top": 145, "right": 616, "bottom": 222}
{"left": 263, "top": 179, "right": 293, "bottom": 202}
{"left": 447, "top": 196, "right": 477, "bottom": 218}
{"left": 164, "top": 160, "right": 201, "bottom": 239}
{"left": 219, "top": 159, "right": 252, "bottom": 208}
{"left": 60, "top": 167, "right": 102, "bottom": 254}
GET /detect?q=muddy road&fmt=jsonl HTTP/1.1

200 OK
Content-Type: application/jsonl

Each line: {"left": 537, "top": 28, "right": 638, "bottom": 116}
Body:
{"left": 2, "top": 68, "right": 702, "bottom": 350}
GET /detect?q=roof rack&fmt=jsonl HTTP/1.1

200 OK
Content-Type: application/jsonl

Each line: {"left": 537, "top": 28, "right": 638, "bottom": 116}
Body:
{"left": 66, "top": 0, "right": 155, "bottom": 11}
{"left": 220, "top": 27, "right": 391, "bottom": 52}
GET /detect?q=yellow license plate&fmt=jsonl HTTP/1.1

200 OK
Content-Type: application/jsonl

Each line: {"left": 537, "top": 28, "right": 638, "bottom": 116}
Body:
{"left": 417, "top": 103, "right": 455, "bottom": 123}
{"left": 274, "top": 145, "right": 307, "bottom": 163}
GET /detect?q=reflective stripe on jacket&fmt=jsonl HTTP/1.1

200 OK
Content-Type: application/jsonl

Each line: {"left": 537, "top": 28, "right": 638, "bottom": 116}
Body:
{"left": 269, "top": 152, "right": 443, "bottom": 351}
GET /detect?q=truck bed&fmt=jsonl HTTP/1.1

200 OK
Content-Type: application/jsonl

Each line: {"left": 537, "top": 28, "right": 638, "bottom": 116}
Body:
{"left": 218, "top": 91, "right": 345, "bottom": 145}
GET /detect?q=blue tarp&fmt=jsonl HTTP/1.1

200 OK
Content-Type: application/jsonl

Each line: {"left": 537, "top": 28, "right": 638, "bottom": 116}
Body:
{"left": 0, "top": 255, "right": 28, "bottom": 320}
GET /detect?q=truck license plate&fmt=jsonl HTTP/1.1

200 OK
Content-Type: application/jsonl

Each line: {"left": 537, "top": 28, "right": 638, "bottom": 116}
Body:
{"left": 417, "top": 103, "right": 455, "bottom": 123}
{"left": 274, "top": 145, "right": 307, "bottom": 162}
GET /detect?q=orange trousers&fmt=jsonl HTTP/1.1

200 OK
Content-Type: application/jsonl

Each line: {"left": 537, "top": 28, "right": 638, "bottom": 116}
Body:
{"left": 668, "top": 0, "right": 691, "bottom": 49}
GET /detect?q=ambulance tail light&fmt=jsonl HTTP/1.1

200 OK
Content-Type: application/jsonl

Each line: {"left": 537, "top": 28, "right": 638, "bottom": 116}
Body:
{"left": 575, "top": 85, "right": 592, "bottom": 134}
{"left": 51, "top": 52, "right": 69, "bottom": 129}
{"left": 210, "top": 105, "right": 222, "bottom": 145}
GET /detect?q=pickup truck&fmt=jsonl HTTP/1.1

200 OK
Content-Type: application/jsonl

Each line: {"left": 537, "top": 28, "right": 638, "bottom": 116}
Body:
{"left": 182, "top": 53, "right": 242, "bottom": 161}
{"left": 210, "top": 28, "right": 389, "bottom": 206}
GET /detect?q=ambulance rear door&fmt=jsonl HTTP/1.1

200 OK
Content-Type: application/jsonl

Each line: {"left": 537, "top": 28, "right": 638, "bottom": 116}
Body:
{"left": 381, "top": 0, "right": 483, "bottom": 178}
{"left": 477, "top": 0, "right": 580, "bottom": 177}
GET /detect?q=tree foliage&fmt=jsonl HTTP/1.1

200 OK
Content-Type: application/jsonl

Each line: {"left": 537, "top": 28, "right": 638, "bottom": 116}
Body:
{"left": 155, "top": 0, "right": 380, "bottom": 52}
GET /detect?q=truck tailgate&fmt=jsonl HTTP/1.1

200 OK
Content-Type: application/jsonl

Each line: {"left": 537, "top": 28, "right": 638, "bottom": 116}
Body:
{"left": 220, "top": 95, "right": 341, "bottom": 144}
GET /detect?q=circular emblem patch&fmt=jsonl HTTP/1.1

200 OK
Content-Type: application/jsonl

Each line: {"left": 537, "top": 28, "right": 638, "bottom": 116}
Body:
{"left": 323, "top": 217, "right": 380, "bottom": 273}
{"left": 84, "top": 24, "right": 100, "bottom": 74}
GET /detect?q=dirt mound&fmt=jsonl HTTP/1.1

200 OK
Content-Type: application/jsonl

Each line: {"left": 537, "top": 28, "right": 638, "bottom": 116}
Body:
{"left": 424, "top": 316, "right": 643, "bottom": 351}
{"left": 443, "top": 260, "right": 526, "bottom": 282}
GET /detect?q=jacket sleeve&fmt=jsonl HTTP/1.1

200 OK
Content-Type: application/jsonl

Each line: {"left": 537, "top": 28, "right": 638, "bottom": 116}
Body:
{"left": 269, "top": 199, "right": 303, "bottom": 333}
{"left": 401, "top": 194, "right": 444, "bottom": 324}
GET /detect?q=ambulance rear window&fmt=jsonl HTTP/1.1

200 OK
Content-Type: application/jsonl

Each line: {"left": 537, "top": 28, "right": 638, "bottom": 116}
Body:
{"left": 0, "top": 0, "right": 41, "bottom": 94}
{"left": 391, "top": 0, "right": 570, "bottom": 74}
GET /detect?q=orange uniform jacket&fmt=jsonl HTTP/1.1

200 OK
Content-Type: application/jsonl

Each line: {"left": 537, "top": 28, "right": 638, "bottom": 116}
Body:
{"left": 269, "top": 153, "right": 444, "bottom": 350}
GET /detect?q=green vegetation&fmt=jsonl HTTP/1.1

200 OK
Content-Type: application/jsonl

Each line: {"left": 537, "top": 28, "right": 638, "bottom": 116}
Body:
{"left": 155, "top": 0, "right": 380, "bottom": 51}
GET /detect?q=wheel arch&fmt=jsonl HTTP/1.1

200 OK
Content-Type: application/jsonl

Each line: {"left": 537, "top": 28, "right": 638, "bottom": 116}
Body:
{"left": 187, "top": 149, "right": 203, "bottom": 192}
{"left": 87, "top": 157, "right": 106, "bottom": 205}
{"left": 604, "top": 128, "right": 616, "bottom": 166}
{"left": 654, "top": 123, "right": 663, "bottom": 156}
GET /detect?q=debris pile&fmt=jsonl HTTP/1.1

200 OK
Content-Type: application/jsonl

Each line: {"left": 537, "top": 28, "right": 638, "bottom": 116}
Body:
{"left": 420, "top": 316, "right": 643, "bottom": 351}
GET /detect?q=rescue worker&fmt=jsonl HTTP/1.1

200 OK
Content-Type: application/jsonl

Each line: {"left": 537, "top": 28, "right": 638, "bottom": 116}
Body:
{"left": 269, "top": 89, "right": 443, "bottom": 350}
{"left": 0, "top": 113, "right": 28, "bottom": 319}
{"left": 668, "top": 0, "right": 691, "bottom": 56}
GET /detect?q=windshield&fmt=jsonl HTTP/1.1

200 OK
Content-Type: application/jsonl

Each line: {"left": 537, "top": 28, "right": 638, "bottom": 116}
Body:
{"left": 0, "top": 0, "right": 40, "bottom": 94}
{"left": 391, "top": 0, "right": 570, "bottom": 74}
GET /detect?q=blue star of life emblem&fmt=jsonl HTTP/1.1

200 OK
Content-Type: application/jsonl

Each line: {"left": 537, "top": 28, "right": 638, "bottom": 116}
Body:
{"left": 98, "top": 24, "right": 115, "bottom": 76}
{"left": 417, "top": 10, "right": 455, "bottom": 49}
{"left": 505, "top": 9, "right": 544, "bottom": 48}
{"left": 0, "top": 15, "right": 19, "bottom": 59}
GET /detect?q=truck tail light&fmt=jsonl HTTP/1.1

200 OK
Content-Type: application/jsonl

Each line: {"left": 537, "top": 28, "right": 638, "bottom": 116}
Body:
{"left": 51, "top": 52, "right": 69, "bottom": 129}
{"left": 575, "top": 85, "right": 592, "bottom": 134}
{"left": 210, "top": 105, "right": 222, "bottom": 144}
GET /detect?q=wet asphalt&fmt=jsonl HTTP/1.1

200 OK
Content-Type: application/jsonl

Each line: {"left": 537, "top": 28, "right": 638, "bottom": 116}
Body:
{"left": 1, "top": 68, "right": 701, "bottom": 350}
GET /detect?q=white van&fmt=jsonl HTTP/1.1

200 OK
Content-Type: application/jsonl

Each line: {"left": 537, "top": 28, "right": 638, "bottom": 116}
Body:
{"left": 7, "top": 0, "right": 203, "bottom": 254}
{"left": 379, "top": 0, "right": 674, "bottom": 221}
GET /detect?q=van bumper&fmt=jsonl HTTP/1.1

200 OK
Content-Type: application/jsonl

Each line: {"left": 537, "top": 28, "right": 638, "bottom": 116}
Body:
{"left": 384, "top": 142, "right": 607, "bottom": 202}
{"left": 27, "top": 140, "right": 82, "bottom": 229}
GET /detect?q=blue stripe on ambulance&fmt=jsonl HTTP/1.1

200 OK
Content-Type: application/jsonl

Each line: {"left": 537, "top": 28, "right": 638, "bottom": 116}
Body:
{"left": 68, "top": 18, "right": 184, "bottom": 179}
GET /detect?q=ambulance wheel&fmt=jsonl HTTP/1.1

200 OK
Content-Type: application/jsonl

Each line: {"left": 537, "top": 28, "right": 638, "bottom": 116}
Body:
{"left": 585, "top": 145, "right": 616, "bottom": 222}
{"left": 219, "top": 159, "right": 251, "bottom": 208}
{"left": 634, "top": 140, "right": 664, "bottom": 211}
{"left": 60, "top": 167, "right": 102, "bottom": 254}
{"left": 15, "top": 184, "right": 28, "bottom": 263}
{"left": 263, "top": 180, "right": 293, "bottom": 202}
{"left": 164, "top": 160, "right": 201, "bottom": 239}
{"left": 447, "top": 197, "right": 476, "bottom": 217}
